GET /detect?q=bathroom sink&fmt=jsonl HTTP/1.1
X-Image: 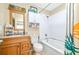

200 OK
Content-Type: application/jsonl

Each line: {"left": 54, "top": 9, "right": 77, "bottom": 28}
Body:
{"left": 0, "top": 40, "right": 3, "bottom": 45}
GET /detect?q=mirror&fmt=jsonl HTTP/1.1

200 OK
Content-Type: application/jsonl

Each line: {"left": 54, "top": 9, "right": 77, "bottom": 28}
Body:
{"left": 12, "top": 13, "right": 24, "bottom": 30}
{"left": 8, "top": 4, "right": 26, "bottom": 35}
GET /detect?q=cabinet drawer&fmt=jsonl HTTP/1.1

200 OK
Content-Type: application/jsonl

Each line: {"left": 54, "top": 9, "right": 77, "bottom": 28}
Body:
{"left": 21, "top": 50, "right": 30, "bottom": 55}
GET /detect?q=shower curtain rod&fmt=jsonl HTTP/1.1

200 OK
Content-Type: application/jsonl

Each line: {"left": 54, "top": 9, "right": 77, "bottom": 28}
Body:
{"left": 39, "top": 3, "right": 51, "bottom": 13}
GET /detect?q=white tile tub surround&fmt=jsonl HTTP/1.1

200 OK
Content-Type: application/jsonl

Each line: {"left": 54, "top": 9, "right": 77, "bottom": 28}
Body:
{"left": 48, "top": 9, "right": 66, "bottom": 42}
{"left": 38, "top": 9, "right": 66, "bottom": 43}
{"left": 40, "top": 9, "right": 66, "bottom": 55}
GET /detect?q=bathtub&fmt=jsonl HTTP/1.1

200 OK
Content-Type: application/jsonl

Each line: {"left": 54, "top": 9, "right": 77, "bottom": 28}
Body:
{"left": 40, "top": 38, "right": 64, "bottom": 55}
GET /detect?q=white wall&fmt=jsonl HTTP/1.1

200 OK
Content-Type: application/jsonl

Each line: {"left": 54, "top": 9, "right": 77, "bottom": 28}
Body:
{"left": 48, "top": 9, "right": 66, "bottom": 42}
{"left": 0, "top": 4, "right": 9, "bottom": 36}
{"left": 29, "top": 12, "right": 49, "bottom": 43}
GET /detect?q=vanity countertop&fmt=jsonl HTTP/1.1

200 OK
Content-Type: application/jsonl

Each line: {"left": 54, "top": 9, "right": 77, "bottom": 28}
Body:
{"left": 0, "top": 40, "right": 3, "bottom": 42}
{"left": 0, "top": 40, "right": 3, "bottom": 45}
{"left": 2, "top": 35, "right": 30, "bottom": 39}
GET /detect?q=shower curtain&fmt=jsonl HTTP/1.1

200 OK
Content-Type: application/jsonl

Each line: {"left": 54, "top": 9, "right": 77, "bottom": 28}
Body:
{"left": 65, "top": 3, "right": 79, "bottom": 55}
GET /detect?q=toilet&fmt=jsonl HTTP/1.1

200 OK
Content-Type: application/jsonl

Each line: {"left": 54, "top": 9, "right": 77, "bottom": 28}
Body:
{"left": 33, "top": 43, "right": 43, "bottom": 55}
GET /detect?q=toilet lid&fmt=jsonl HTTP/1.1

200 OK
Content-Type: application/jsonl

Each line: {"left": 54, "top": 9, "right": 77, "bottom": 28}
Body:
{"left": 33, "top": 43, "right": 43, "bottom": 52}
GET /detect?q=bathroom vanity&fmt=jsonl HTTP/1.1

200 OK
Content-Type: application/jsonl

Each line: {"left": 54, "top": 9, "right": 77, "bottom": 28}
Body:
{"left": 0, "top": 4, "right": 33, "bottom": 55}
{"left": 0, "top": 35, "right": 32, "bottom": 55}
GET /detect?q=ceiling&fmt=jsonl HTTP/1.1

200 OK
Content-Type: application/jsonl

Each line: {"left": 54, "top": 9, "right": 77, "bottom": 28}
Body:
{"left": 30, "top": 3, "right": 63, "bottom": 12}
{"left": 11, "top": 3, "right": 65, "bottom": 15}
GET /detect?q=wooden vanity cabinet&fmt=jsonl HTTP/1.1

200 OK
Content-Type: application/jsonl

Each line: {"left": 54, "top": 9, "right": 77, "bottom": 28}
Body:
{"left": 0, "top": 35, "right": 32, "bottom": 55}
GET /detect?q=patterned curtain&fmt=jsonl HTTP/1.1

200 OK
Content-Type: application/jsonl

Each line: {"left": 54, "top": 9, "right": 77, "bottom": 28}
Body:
{"left": 65, "top": 3, "right": 79, "bottom": 55}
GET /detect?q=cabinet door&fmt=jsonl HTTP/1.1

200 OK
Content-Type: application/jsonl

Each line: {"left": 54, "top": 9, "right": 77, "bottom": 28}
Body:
{"left": 21, "top": 41, "right": 32, "bottom": 55}
{"left": 0, "top": 43, "right": 20, "bottom": 55}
